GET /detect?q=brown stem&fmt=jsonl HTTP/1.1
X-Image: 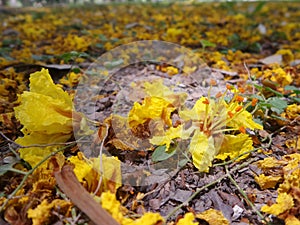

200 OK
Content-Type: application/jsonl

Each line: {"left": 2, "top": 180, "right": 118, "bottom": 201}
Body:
{"left": 54, "top": 164, "right": 119, "bottom": 225}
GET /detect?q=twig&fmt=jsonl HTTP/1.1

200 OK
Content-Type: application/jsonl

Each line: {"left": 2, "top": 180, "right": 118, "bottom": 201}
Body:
{"left": 54, "top": 163, "right": 119, "bottom": 225}
{"left": 243, "top": 62, "right": 255, "bottom": 95}
{"left": 93, "top": 123, "right": 109, "bottom": 196}
{"left": 224, "top": 165, "right": 269, "bottom": 224}
{"left": 164, "top": 158, "right": 257, "bottom": 221}
{"left": 0, "top": 132, "right": 88, "bottom": 148}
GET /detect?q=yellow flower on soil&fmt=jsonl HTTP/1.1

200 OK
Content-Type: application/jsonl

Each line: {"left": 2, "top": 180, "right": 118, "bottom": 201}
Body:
{"left": 27, "top": 199, "right": 71, "bottom": 225}
{"left": 128, "top": 96, "right": 175, "bottom": 130}
{"left": 69, "top": 152, "right": 122, "bottom": 193}
{"left": 14, "top": 68, "right": 90, "bottom": 167}
{"left": 216, "top": 133, "right": 254, "bottom": 161}
{"left": 176, "top": 212, "right": 198, "bottom": 225}
{"left": 261, "top": 192, "right": 294, "bottom": 216}
{"left": 196, "top": 209, "right": 230, "bottom": 225}
{"left": 101, "top": 191, "right": 164, "bottom": 225}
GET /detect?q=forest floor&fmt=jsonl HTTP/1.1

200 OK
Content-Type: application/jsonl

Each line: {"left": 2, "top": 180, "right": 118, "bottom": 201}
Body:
{"left": 0, "top": 2, "right": 300, "bottom": 225}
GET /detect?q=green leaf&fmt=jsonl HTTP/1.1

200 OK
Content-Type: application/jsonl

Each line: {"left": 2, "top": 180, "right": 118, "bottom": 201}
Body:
{"left": 268, "top": 97, "right": 288, "bottom": 114}
{"left": 200, "top": 39, "right": 216, "bottom": 49}
{"left": 285, "top": 85, "right": 300, "bottom": 94}
{"left": 152, "top": 145, "right": 176, "bottom": 162}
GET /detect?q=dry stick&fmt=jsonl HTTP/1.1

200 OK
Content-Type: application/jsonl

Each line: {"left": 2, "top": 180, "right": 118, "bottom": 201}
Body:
{"left": 93, "top": 123, "right": 109, "bottom": 196}
{"left": 54, "top": 164, "right": 120, "bottom": 225}
{"left": 0, "top": 144, "right": 74, "bottom": 212}
{"left": 224, "top": 165, "right": 268, "bottom": 224}
{"left": 165, "top": 158, "right": 257, "bottom": 221}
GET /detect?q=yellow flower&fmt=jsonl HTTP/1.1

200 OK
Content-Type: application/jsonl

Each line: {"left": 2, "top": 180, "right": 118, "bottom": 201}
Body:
{"left": 69, "top": 152, "right": 122, "bottom": 193}
{"left": 101, "top": 191, "right": 164, "bottom": 225}
{"left": 28, "top": 199, "right": 71, "bottom": 225}
{"left": 14, "top": 69, "right": 90, "bottom": 167}
{"left": 261, "top": 192, "right": 294, "bottom": 215}
{"left": 269, "top": 67, "right": 292, "bottom": 87}
{"left": 216, "top": 133, "right": 254, "bottom": 161}
{"left": 128, "top": 96, "right": 175, "bottom": 130}
{"left": 143, "top": 79, "right": 187, "bottom": 108}
{"left": 276, "top": 49, "right": 294, "bottom": 65}
{"left": 255, "top": 174, "right": 282, "bottom": 189}
{"left": 196, "top": 209, "right": 230, "bottom": 225}
{"left": 176, "top": 212, "right": 198, "bottom": 225}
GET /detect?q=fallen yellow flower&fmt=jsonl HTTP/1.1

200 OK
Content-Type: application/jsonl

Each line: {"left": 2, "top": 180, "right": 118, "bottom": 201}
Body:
{"left": 101, "top": 191, "right": 164, "bottom": 225}
{"left": 14, "top": 68, "right": 90, "bottom": 167}
{"left": 261, "top": 192, "right": 294, "bottom": 216}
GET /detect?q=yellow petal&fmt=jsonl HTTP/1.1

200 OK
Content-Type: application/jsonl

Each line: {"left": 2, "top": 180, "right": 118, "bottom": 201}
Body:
{"left": 226, "top": 102, "right": 263, "bottom": 130}
{"left": 100, "top": 191, "right": 126, "bottom": 223}
{"left": 69, "top": 153, "right": 93, "bottom": 183}
{"left": 128, "top": 96, "right": 175, "bottom": 129}
{"left": 256, "top": 157, "right": 285, "bottom": 169}
{"left": 70, "top": 153, "right": 122, "bottom": 193}
{"left": 143, "top": 79, "right": 187, "bottom": 107}
{"left": 261, "top": 192, "right": 294, "bottom": 216}
{"left": 176, "top": 212, "right": 198, "bottom": 225}
{"left": 91, "top": 155, "right": 122, "bottom": 193}
{"left": 255, "top": 174, "right": 282, "bottom": 189}
{"left": 189, "top": 130, "right": 216, "bottom": 172}
{"left": 216, "top": 133, "right": 253, "bottom": 161}
{"left": 14, "top": 92, "right": 73, "bottom": 134}
{"left": 180, "top": 97, "right": 211, "bottom": 121}
{"left": 29, "top": 68, "right": 72, "bottom": 109}
{"left": 16, "top": 132, "right": 68, "bottom": 167}
{"left": 196, "top": 209, "right": 230, "bottom": 225}
{"left": 28, "top": 199, "right": 71, "bottom": 225}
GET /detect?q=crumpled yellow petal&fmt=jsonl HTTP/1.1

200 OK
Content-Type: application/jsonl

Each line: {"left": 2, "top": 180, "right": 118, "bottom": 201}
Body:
{"left": 14, "top": 72, "right": 73, "bottom": 134}
{"left": 196, "top": 209, "right": 230, "bottom": 225}
{"left": 256, "top": 157, "right": 285, "bottom": 169}
{"left": 261, "top": 192, "right": 294, "bottom": 216}
{"left": 189, "top": 130, "right": 216, "bottom": 172}
{"left": 27, "top": 199, "right": 71, "bottom": 225}
{"left": 101, "top": 191, "right": 164, "bottom": 225}
{"left": 128, "top": 96, "right": 175, "bottom": 129}
{"left": 69, "top": 153, "right": 122, "bottom": 193}
{"left": 255, "top": 174, "right": 282, "bottom": 189}
{"left": 176, "top": 212, "right": 198, "bottom": 225}
{"left": 101, "top": 191, "right": 124, "bottom": 223}
{"left": 14, "top": 69, "right": 74, "bottom": 167}
{"left": 282, "top": 104, "right": 300, "bottom": 120}
{"left": 216, "top": 133, "right": 253, "bottom": 161}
